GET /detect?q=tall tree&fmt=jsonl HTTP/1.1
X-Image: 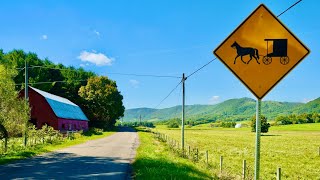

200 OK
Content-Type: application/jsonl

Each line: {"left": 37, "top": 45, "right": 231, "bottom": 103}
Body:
{"left": 79, "top": 76, "right": 125, "bottom": 129}
{"left": 251, "top": 115, "right": 270, "bottom": 133}
{"left": 0, "top": 65, "right": 30, "bottom": 150}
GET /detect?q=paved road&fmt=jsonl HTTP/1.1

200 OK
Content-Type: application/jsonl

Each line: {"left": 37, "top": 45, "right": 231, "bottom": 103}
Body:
{"left": 0, "top": 127, "right": 139, "bottom": 180}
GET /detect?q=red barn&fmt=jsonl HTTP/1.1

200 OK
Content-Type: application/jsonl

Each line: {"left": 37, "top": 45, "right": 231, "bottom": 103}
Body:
{"left": 20, "top": 86, "right": 89, "bottom": 131}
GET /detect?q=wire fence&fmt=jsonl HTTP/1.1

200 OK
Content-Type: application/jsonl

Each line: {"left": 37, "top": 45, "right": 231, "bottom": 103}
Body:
{"left": 0, "top": 125, "right": 80, "bottom": 155}
{"left": 151, "top": 130, "right": 286, "bottom": 180}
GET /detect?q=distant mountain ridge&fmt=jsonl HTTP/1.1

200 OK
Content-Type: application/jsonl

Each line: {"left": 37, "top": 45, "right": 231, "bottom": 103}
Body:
{"left": 123, "top": 97, "right": 320, "bottom": 122}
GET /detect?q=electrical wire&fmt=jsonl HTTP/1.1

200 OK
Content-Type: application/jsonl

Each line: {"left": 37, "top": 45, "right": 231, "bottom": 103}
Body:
{"left": 186, "top": 58, "right": 217, "bottom": 79}
{"left": 277, "top": 0, "right": 302, "bottom": 17}
{"left": 105, "top": 72, "right": 181, "bottom": 79}
{"left": 27, "top": 65, "right": 181, "bottom": 79}
{"left": 15, "top": 80, "right": 88, "bottom": 86}
{"left": 154, "top": 80, "right": 183, "bottom": 109}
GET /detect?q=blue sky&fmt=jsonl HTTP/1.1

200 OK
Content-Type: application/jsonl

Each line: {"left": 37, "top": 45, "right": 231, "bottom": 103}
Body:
{"left": 0, "top": 0, "right": 319, "bottom": 109}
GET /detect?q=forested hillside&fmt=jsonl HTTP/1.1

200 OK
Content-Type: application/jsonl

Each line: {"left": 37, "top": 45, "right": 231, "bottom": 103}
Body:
{"left": 123, "top": 97, "right": 320, "bottom": 122}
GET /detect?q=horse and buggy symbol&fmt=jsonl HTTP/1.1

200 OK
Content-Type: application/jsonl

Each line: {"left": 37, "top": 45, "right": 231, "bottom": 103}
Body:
{"left": 231, "top": 39, "right": 289, "bottom": 65}
{"left": 262, "top": 39, "right": 289, "bottom": 65}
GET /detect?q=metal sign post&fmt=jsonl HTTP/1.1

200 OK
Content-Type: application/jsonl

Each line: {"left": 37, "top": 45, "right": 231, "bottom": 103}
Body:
{"left": 213, "top": 4, "right": 310, "bottom": 179}
{"left": 255, "top": 99, "right": 261, "bottom": 180}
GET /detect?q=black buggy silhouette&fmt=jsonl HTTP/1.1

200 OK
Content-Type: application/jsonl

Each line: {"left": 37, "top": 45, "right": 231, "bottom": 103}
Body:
{"left": 262, "top": 39, "right": 289, "bottom": 65}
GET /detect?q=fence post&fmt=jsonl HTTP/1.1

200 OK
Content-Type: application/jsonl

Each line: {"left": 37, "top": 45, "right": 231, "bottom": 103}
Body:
{"left": 206, "top": 150, "right": 209, "bottom": 165}
{"left": 196, "top": 148, "right": 199, "bottom": 161}
{"left": 188, "top": 146, "right": 191, "bottom": 157}
{"left": 242, "top": 160, "right": 246, "bottom": 180}
{"left": 220, "top": 156, "right": 223, "bottom": 174}
{"left": 277, "top": 167, "right": 281, "bottom": 180}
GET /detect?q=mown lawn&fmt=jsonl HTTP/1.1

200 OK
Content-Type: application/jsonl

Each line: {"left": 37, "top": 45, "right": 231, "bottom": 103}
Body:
{"left": 153, "top": 123, "right": 320, "bottom": 179}
{"left": 0, "top": 131, "right": 116, "bottom": 165}
{"left": 133, "top": 129, "right": 217, "bottom": 179}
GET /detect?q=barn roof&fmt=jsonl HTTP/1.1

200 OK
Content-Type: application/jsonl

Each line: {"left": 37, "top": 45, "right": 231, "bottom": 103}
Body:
{"left": 29, "top": 86, "right": 88, "bottom": 121}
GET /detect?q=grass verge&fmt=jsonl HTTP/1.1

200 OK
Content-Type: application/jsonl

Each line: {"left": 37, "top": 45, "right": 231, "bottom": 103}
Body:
{"left": 132, "top": 127, "right": 216, "bottom": 179}
{"left": 0, "top": 131, "right": 116, "bottom": 165}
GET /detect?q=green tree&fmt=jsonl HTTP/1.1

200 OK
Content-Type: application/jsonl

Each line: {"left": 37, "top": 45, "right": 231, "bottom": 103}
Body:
{"left": 0, "top": 65, "right": 30, "bottom": 151}
{"left": 79, "top": 76, "right": 125, "bottom": 129}
{"left": 251, "top": 115, "right": 270, "bottom": 133}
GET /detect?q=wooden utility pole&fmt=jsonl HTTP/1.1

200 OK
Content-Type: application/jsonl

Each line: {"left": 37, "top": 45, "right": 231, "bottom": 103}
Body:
{"left": 181, "top": 73, "right": 186, "bottom": 151}
{"left": 24, "top": 60, "right": 28, "bottom": 147}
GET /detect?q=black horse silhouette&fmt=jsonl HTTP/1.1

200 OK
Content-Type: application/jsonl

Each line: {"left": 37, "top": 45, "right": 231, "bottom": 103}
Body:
{"left": 231, "top": 42, "right": 260, "bottom": 64}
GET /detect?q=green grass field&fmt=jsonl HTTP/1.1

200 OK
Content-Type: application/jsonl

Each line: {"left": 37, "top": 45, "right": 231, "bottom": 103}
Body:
{"left": 132, "top": 129, "right": 217, "bottom": 179}
{"left": 152, "top": 123, "right": 320, "bottom": 179}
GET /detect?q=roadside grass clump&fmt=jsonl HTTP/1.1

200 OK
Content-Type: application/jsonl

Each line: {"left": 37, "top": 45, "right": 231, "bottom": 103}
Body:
{"left": 82, "top": 127, "right": 104, "bottom": 136}
{"left": 154, "top": 123, "right": 320, "bottom": 179}
{"left": 133, "top": 128, "right": 217, "bottom": 179}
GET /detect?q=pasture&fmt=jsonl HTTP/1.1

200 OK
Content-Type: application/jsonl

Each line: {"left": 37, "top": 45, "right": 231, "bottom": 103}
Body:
{"left": 154, "top": 123, "right": 320, "bottom": 179}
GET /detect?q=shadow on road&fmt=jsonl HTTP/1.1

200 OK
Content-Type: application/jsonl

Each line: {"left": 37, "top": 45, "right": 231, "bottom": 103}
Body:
{"left": 0, "top": 152, "right": 131, "bottom": 180}
{"left": 118, "top": 127, "right": 136, "bottom": 133}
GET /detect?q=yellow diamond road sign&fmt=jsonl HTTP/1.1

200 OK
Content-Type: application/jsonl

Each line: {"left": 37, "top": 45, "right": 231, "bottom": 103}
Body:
{"left": 214, "top": 4, "right": 310, "bottom": 99}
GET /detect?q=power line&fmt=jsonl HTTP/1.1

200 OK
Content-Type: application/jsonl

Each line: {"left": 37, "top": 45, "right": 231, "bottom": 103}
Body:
{"left": 29, "top": 65, "right": 83, "bottom": 71}
{"left": 15, "top": 79, "right": 88, "bottom": 86}
{"left": 27, "top": 65, "right": 181, "bottom": 79}
{"left": 105, "top": 72, "right": 181, "bottom": 79}
{"left": 154, "top": 80, "right": 182, "bottom": 109}
{"left": 186, "top": 58, "right": 217, "bottom": 79}
{"left": 277, "top": 0, "right": 302, "bottom": 17}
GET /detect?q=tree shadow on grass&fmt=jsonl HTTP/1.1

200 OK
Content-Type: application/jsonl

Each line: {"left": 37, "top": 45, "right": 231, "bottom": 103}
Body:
{"left": 0, "top": 150, "right": 41, "bottom": 165}
{"left": 133, "top": 157, "right": 216, "bottom": 180}
{"left": 261, "top": 134, "right": 281, "bottom": 137}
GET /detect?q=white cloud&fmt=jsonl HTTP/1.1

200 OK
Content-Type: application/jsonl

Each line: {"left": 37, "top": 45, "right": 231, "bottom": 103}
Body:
{"left": 78, "top": 50, "right": 114, "bottom": 66}
{"left": 209, "top": 95, "right": 220, "bottom": 104}
{"left": 41, "top": 35, "right": 48, "bottom": 40}
{"left": 94, "top": 30, "right": 100, "bottom": 36}
{"left": 129, "top": 79, "right": 140, "bottom": 88}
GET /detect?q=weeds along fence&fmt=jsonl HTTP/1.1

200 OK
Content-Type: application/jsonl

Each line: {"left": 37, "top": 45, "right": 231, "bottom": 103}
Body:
{"left": 0, "top": 125, "right": 78, "bottom": 155}
{"left": 152, "top": 131, "right": 286, "bottom": 180}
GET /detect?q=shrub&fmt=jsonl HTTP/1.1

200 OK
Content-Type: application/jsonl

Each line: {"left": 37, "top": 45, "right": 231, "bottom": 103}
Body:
{"left": 167, "top": 121, "right": 179, "bottom": 128}
{"left": 221, "top": 122, "right": 236, "bottom": 128}
{"left": 275, "top": 116, "right": 292, "bottom": 125}
{"left": 82, "top": 128, "right": 103, "bottom": 136}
